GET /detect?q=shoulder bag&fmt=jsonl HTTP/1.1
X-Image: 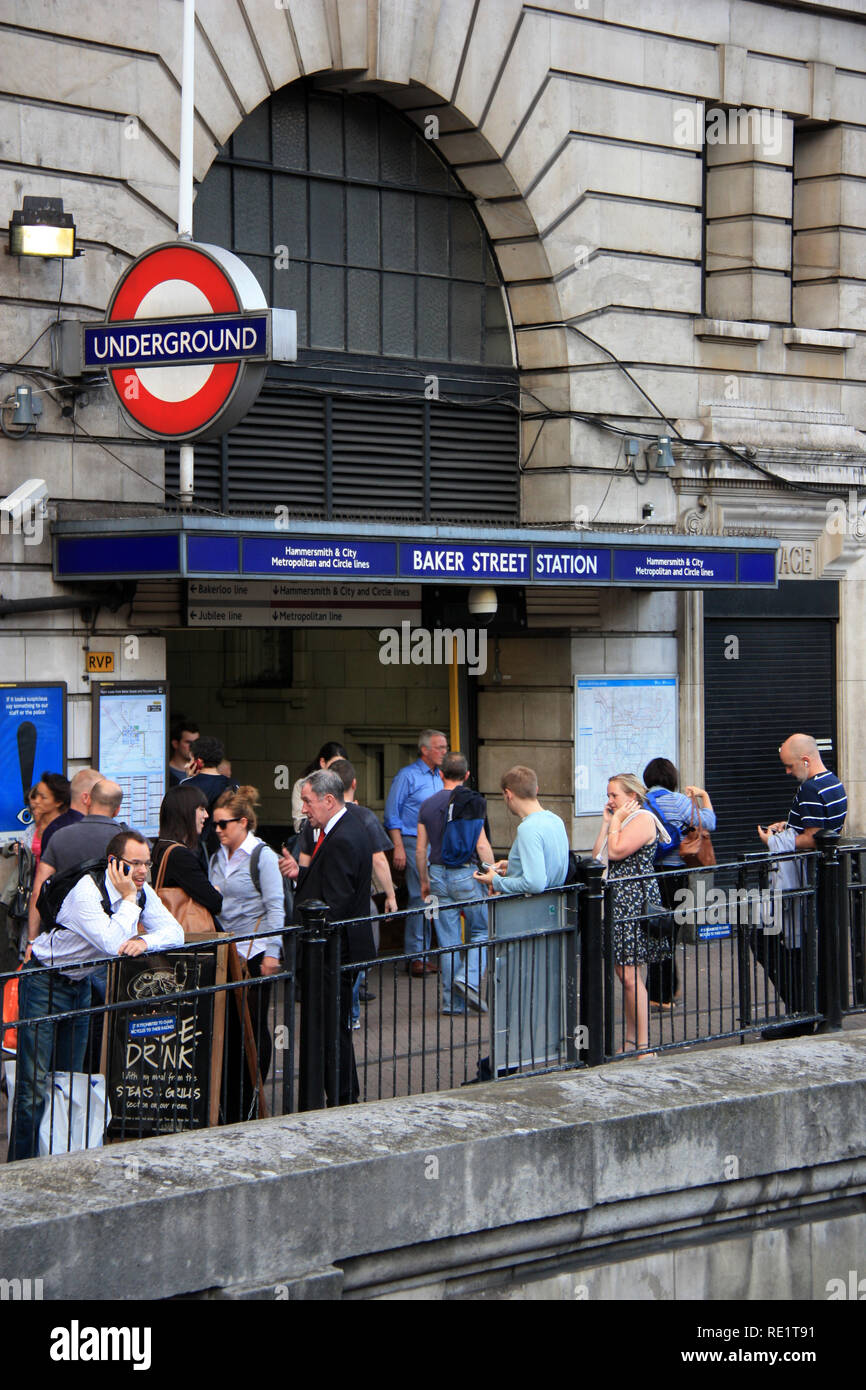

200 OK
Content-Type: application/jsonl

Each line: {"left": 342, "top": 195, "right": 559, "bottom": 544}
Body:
{"left": 154, "top": 842, "right": 216, "bottom": 937}
{"left": 679, "top": 794, "right": 716, "bottom": 868}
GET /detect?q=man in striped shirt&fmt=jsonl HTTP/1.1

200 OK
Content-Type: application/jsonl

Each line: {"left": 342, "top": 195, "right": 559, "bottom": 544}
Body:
{"left": 757, "top": 733, "right": 848, "bottom": 848}
{"left": 755, "top": 733, "right": 846, "bottom": 1038}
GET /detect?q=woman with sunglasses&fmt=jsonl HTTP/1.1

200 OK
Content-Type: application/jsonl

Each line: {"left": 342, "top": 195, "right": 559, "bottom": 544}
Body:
{"left": 208, "top": 786, "right": 285, "bottom": 1122}
{"left": 152, "top": 785, "right": 223, "bottom": 927}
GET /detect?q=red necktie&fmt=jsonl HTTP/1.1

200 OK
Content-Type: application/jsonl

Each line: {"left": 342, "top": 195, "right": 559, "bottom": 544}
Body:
{"left": 311, "top": 830, "right": 325, "bottom": 859}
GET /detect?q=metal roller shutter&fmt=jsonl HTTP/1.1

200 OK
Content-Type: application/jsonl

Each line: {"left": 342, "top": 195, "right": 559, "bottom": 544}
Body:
{"left": 704, "top": 615, "right": 838, "bottom": 863}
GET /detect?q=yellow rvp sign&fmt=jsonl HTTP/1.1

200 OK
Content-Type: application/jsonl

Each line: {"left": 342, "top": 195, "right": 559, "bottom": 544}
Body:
{"left": 86, "top": 652, "right": 115, "bottom": 674}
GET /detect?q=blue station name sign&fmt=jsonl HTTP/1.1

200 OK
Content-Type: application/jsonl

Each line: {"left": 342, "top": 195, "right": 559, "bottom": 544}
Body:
{"left": 83, "top": 313, "right": 270, "bottom": 369}
{"left": 55, "top": 529, "right": 778, "bottom": 590}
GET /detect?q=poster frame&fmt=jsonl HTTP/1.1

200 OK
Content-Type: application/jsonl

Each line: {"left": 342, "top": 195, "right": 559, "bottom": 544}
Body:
{"left": 91, "top": 679, "right": 169, "bottom": 837}
{"left": 0, "top": 681, "right": 67, "bottom": 840}
{"left": 574, "top": 674, "right": 679, "bottom": 818}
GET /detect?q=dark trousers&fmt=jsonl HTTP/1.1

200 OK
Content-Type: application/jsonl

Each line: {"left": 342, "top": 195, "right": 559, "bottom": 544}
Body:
{"left": 324, "top": 964, "right": 359, "bottom": 1107}
{"left": 647, "top": 871, "right": 685, "bottom": 1004}
{"left": 751, "top": 929, "right": 815, "bottom": 1037}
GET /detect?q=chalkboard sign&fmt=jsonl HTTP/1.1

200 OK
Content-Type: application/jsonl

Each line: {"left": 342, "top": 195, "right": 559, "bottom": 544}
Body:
{"left": 104, "top": 944, "right": 223, "bottom": 1138}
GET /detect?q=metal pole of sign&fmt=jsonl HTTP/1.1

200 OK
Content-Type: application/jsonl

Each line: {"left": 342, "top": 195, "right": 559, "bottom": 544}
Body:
{"left": 178, "top": 0, "right": 195, "bottom": 507}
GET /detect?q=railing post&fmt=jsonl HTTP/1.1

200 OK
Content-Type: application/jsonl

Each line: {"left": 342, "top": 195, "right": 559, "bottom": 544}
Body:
{"left": 736, "top": 855, "right": 753, "bottom": 1032}
{"left": 578, "top": 858, "right": 605, "bottom": 1066}
{"left": 324, "top": 914, "right": 342, "bottom": 1106}
{"left": 815, "top": 830, "right": 844, "bottom": 1031}
{"left": 298, "top": 900, "right": 331, "bottom": 1112}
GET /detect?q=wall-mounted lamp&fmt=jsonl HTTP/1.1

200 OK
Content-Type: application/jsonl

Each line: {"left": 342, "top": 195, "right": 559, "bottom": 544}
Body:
{"left": 8, "top": 197, "right": 77, "bottom": 258}
{"left": 647, "top": 435, "right": 676, "bottom": 471}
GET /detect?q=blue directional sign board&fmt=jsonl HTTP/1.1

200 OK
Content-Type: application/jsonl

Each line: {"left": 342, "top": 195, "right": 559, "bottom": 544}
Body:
{"left": 399, "top": 543, "right": 531, "bottom": 579}
{"left": 613, "top": 549, "right": 737, "bottom": 584}
{"left": 83, "top": 314, "right": 269, "bottom": 369}
{"left": 54, "top": 529, "right": 778, "bottom": 590}
{"left": 242, "top": 537, "right": 397, "bottom": 578}
{"left": 533, "top": 546, "right": 611, "bottom": 581}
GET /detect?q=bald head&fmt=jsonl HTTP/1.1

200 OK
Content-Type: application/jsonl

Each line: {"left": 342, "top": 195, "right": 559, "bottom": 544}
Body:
{"left": 779, "top": 734, "right": 826, "bottom": 782}
{"left": 69, "top": 768, "right": 103, "bottom": 811}
{"left": 89, "top": 779, "right": 123, "bottom": 816}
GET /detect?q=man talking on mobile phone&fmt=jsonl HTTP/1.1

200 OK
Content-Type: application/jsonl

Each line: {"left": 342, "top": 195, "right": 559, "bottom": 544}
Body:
{"left": 9, "top": 830, "right": 185, "bottom": 1162}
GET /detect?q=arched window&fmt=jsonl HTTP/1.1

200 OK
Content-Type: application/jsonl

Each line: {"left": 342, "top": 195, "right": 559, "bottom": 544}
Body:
{"left": 167, "top": 82, "right": 519, "bottom": 522}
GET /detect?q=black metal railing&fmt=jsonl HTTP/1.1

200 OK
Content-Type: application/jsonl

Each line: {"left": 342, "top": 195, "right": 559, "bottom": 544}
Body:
{"left": 2, "top": 831, "right": 863, "bottom": 1158}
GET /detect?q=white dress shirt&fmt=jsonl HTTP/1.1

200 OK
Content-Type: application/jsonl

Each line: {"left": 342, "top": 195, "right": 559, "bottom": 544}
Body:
{"left": 210, "top": 831, "right": 284, "bottom": 961}
{"left": 32, "top": 872, "right": 185, "bottom": 976}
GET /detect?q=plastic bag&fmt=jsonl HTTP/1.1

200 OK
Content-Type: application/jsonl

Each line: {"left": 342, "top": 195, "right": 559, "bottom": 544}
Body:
{"left": 2, "top": 969, "right": 19, "bottom": 1052}
{"left": 37, "top": 1072, "right": 110, "bottom": 1155}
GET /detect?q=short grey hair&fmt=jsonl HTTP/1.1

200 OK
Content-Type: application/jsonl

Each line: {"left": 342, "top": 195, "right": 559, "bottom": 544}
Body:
{"left": 418, "top": 728, "right": 446, "bottom": 753}
{"left": 304, "top": 769, "right": 345, "bottom": 803}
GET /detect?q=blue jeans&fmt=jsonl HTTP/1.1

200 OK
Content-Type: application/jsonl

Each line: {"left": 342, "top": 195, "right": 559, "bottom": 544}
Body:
{"left": 9, "top": 962, "right": 93, "bottom": 1162}
{"left": 351, "top": 970, "right": 365, "bottom": 1023}
{"left": 428, "top": 865, "right": 489, "bottom": 1011}
{"left": 402, "top": 835, "right": 431, "bottom": 958}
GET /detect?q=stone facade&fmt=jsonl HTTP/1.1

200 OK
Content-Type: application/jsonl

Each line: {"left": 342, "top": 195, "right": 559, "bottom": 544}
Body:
{"left": 0, "top": 0, "right": 864, "bottom": 838}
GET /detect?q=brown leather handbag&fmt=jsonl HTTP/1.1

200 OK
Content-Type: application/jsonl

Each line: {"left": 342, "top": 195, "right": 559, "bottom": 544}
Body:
{"left": 679, "top": 795, "right": 716, "bottom": 868}
{"left": 153, "top": 842, "right": 216, "bottom": 937}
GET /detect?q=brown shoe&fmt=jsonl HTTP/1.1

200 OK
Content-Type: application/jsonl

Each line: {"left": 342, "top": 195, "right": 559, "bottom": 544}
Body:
{"left": 424, "top": 960, "right": 438, "bottom": 974}
{"left": 409, "top": 961, "right": 426, "bottom": 977}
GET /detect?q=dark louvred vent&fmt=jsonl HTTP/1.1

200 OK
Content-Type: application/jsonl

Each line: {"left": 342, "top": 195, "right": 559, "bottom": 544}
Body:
{"left": 430, "top": 401, "right": 519, "bottom": 521}
{"left": 166, "top": 372, "right": 519, "bottom": 522}
{"left": 228, "top": 393, "right": 326, "bottom": 512}
{"left": 333, "top": 397, "right": 425, "bottom": 516}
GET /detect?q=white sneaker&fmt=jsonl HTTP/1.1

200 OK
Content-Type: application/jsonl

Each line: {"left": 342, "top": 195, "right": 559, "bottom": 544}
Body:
{"left": 453, "top": 979, "right": 488, "bottom": 1014}
{"left": 352, "top": 1017, "right": 361, "bottom": 1030}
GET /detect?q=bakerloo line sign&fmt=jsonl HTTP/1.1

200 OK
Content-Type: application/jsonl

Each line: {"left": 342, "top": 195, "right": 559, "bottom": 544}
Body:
{"left": 69, "top": 240, "right": 297, "bottom": 440}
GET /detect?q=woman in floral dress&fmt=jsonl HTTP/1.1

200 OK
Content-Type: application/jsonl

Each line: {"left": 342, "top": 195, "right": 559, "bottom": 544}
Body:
{"left": 592, "top": 773, "right": 671, "bottom": 1056}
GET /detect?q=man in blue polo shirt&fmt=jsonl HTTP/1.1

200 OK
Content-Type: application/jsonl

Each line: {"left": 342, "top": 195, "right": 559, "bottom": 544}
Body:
{"left": 756, "top": 733, "right": 847, "bottom": 1037}
{"left": 385, "top": 729, "right": 447, "bottom": 965}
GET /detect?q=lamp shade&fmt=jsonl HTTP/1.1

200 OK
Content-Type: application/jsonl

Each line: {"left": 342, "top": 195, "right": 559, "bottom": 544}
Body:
{"left": 9, "top": 197, "right": 76, "bottom": 258}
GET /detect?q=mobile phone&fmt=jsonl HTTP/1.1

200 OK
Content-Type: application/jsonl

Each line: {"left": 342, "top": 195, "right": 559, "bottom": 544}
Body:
{"left": 480, "top": 862, "right": 495, "bottom": 871}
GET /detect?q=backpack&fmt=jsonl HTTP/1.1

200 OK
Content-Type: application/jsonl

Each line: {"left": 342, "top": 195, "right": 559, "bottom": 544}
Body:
{"left": 643, "top": 790, "right": 682, "bottom": 862}
{"left": 211, "top": 841, "right": 290, "bottom": 926}
{"left": 441, "top": 787, "right": 487, "bottom": 868}
{"left": 564, "top": 850, "right": 587, "bottom": 885}
{"left": 36, "top": 858, "right": 112, "bottom": 933}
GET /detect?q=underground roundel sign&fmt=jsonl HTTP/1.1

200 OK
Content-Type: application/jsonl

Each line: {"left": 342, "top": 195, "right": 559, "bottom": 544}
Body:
{"left": 91, "top": 241, "right": 277, "bottom": 442}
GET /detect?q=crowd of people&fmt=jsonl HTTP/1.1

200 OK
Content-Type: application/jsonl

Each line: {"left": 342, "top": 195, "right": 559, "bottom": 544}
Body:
{"left": 1, "top": 718, "right": 846, "bottom": 1157}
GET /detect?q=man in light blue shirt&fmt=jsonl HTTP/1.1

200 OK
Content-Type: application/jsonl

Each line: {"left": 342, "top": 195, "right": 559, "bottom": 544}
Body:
{"left": 473, "top": 766, "right": 570, "bottom": 1072}
{"left": 384, "top": 729, "right": 447, "bottom": 964}
{"left": 473, "top": 765, "right": 570, "bottom": 897}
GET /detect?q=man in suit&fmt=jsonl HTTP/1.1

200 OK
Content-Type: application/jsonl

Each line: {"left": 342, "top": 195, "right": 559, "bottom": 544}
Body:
{"left": 292, "top": 768, "right": 376, "bottom": 1105}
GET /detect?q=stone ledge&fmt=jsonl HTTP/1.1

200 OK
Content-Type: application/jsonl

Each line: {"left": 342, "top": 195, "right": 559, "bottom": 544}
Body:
{"left": 695, "top": 319, "right": 771, "bottom": 341}
{"left": 783, "top": 327, "right": 858, "bottom": 351}
{"left": 0, "top": 1032, "right": 864, "bottom": 1300}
